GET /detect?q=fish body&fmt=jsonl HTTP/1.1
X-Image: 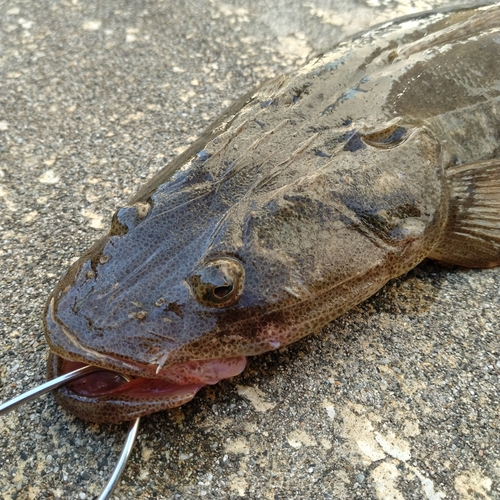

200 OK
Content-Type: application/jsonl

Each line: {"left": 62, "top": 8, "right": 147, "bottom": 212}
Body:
{"left": 45, "top": 3, "right": 500, "bottom": 422}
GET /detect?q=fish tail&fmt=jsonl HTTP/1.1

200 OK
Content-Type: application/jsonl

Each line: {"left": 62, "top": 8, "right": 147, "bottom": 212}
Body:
{"left": 428, "top": 158, "right": 500, "bottom": 268}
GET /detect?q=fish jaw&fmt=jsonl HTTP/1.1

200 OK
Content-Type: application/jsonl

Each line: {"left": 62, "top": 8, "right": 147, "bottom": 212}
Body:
{"left": 45, "top": 297, "right": 247, "bottom": 422}
{"left": 47, "top": 353, "right": 203, "bottom": 423}
{"left": 47, "top": 353, "right": 247, "bottom": 423}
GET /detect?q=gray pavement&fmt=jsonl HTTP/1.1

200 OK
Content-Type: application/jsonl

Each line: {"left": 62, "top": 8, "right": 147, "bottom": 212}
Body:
{"left": 0, "top": 1, "right": 499, "bottom": 499}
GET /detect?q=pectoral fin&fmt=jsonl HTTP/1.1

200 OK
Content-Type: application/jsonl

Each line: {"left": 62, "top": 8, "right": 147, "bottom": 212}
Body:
{"left": 428, "top": 158, "right": 500, "bottom": 268}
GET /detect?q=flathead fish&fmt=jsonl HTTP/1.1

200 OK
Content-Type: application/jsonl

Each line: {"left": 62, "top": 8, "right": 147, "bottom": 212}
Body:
{"left": 45, "top": 3, "right": 500, "bottom": 422}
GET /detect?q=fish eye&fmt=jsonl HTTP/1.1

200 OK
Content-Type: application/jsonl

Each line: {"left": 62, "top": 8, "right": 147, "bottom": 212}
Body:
{"left": 188, "top": 257, "right": 245, "bottom": 308}
{"left": 213, "top": 281, "right": 233, "bottom": 298}
{"left": 362, "top": 125, "right": 407, "bottom": 149}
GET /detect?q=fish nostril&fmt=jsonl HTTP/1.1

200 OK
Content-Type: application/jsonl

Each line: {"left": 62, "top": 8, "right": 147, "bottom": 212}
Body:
{"left": 109, "top": 201, "right": 152, "bottom": 236}
{"left": 109, "top": 210, "right": 128, "bottom": 236}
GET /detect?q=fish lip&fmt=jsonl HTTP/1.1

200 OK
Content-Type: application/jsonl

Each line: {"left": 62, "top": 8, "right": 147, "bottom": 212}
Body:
{"left": 51, "top": 352, "right": 248, "bottom": 387}
{"left": 44, "top": 297, "right": 248, "bottom": 422}
{"left": 47, "top": 351, "right": 247, "bottom": 423}
{"left": 47, "top": 351, "right": 207, "bottom": 422}
{"left": 48, "top": 351, "right": 207, "bottom": 396}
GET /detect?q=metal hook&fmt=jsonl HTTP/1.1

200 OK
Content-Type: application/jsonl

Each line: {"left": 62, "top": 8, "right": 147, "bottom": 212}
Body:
{"left": 0, "top": 365, "right": 141, "bottom": 500}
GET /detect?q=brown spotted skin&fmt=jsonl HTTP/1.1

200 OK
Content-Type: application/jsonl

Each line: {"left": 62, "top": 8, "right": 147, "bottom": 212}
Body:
{"left": 45, "top": 4, "right": 500, "bottom": 422}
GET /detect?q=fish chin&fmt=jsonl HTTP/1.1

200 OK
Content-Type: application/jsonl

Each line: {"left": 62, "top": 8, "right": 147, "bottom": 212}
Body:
{"left": 47, "top": 353, "right": 247, "bottom": 423}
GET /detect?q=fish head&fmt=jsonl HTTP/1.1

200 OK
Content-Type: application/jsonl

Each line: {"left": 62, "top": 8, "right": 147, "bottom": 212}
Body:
{"left": 44, "top": 151, "right": 322, "bottom": 422}
{"left": 45, "top": 121, "right": 443, "bottom": 423}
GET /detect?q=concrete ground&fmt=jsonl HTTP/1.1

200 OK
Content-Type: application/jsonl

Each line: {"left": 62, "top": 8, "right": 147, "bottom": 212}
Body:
{"left": 0, "top": 0, "right": 498, "bottom": 499}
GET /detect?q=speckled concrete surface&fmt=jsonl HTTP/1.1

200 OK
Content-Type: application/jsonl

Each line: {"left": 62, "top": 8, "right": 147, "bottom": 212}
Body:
{"left": 0, "top": 1, "right": 499, "bottom": 499}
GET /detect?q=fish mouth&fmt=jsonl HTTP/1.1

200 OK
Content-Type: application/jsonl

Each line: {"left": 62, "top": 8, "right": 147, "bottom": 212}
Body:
{"left": 45, "top": 298, "right": 247, "bottom": 423}
{"left": 47, "top": 353, "right": 247, "bottom": 423}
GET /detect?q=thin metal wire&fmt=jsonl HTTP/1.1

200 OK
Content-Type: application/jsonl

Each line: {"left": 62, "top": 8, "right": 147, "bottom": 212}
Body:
{"left": 0, "top": 365, "right": 98, "bottom": 415}
{"left": 98, "top": 416, "right": 140, "bottom": 500}
{"left": 0, "top": 365, "right": 141, "bottom": 500}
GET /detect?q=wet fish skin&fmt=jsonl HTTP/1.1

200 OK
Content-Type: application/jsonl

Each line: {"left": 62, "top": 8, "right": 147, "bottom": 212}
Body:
{"left": 45, "top": 3, "right": 500, "bottom": 422}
